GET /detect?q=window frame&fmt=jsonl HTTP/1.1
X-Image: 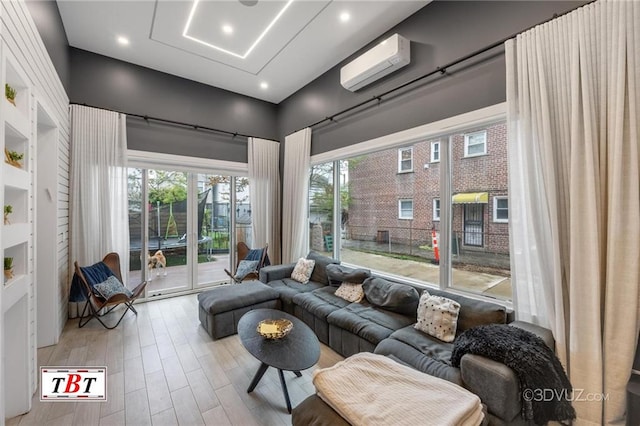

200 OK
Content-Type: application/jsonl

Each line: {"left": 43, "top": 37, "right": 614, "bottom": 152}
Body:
{"left": 433, "top": 198, "right": 441, "bottom": 221}
{"left": 493, "top": 196, "right": 509, "bottom": 223}
{"left": 464, "top": 130, "right": 487, "bottom": 157}
{"left": 397, "top": 147, "right": 414, "bottom": 173}
{"left": 308, "top": 103, "right": 509, "bottom": 306}
{"left": 398, "top": 199, "right": 414, "bottom": 220}
{"left": 430, "top": 141, "right": 440, "bottom": 163}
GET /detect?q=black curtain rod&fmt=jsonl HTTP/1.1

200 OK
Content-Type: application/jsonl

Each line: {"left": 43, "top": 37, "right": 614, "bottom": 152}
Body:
{"left": 70, "top": 102, "right": 256, "bottom": 140}
{"left": 299, "top": 2, "right": 594, "bottom": 133}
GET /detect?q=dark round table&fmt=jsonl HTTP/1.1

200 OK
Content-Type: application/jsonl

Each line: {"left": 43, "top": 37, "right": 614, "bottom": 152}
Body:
{"left": 238, "top": 309, "right": 320, "bottom": 413}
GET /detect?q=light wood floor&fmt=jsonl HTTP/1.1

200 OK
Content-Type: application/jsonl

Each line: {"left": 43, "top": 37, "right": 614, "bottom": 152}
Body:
{"left": 8, "top": 294, "right": 343, "bottom": 426}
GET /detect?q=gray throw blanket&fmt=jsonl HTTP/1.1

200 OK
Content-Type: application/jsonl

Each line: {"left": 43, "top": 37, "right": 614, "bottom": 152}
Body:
{"left": 451, "top": 324, "right": 576, "bottom": 425}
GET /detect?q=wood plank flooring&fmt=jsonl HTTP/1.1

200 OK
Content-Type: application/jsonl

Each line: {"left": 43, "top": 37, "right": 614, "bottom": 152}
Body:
{"left": 7, "top": 294, "right": 343, "bottom": 426}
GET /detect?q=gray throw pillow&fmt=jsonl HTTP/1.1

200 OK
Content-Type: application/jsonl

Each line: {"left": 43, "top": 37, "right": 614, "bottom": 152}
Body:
{"left": 326, "top": 264, "right": 371, "bottom": 286}
{"left": 362, "top": 277, "right": 419, "bottom": 316}
{"left": 306, "top": 251, "right": 339, "bottom": 284}
{"left": 93, "top": 276, "right": 132, "bottom": 299}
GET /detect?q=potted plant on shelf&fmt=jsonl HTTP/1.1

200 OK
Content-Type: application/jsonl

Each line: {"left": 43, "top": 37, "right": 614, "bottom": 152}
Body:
{"left": 4, "top": 205, "right": 12, "bottom": 224}
{"left": 4, "top": 148, "right": 24, "bottom": 168}
{"left": 5, "top": 83, "right": 17, "bottom": 106}
{"left": 4, "top": 257, "right": 14, "bottom": 281}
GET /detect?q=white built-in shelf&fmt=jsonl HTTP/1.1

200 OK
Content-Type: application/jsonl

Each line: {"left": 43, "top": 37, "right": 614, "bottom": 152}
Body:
{"left": 3, "top": 163, "right": 29, "bottom": 190}
{"left": 2, "top": 274, "right": 28, "bottom": 313}
{"left": 3, "top": 99, "right": 30, "bottom": 138}
{"left": 3, "top": 223, "right": 29, "bottom": 248}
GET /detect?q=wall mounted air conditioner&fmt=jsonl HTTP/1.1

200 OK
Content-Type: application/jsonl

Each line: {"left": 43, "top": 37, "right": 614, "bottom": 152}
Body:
{"left": 340, "top": 33, "right": 410, "bottom": 92}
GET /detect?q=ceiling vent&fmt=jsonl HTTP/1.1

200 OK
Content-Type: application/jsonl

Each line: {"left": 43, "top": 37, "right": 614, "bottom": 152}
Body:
{"left": 340, "top": 34, "right": 410, "bottom": 92}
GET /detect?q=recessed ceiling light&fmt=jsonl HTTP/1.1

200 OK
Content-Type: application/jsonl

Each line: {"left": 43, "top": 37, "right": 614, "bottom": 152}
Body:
{"left": 260, "top": 82, "right": 269, "bottom": 90}
{"left": 339, "top": 12, "right": 351, "bottom": 23}
{"left": 117, "top": 36, "right": 129, "bottom": 45}
{"left": 222, "top": 24, "right": 233, "bottom": 35}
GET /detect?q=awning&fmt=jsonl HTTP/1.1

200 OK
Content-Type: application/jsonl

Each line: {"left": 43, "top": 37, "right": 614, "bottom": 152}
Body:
{"left": 452, "top": 192, "right": 489, "bottom": 204}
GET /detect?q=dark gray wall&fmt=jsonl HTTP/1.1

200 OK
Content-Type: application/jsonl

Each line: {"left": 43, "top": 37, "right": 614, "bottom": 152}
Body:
{"left": 127, "top": 116, "right": 247, "bottom": 162}
{"left": 70, "top": 48, "right": 279, "bottom": 162}
{"left": 25, "top": 0, "right": 70, "bottom": 93}
{"left": 278, "top": 0, "right": 587, "bottom": 155}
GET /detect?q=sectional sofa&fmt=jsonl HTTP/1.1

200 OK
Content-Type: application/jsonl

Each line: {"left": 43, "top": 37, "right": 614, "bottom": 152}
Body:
{"left": 258, "top": 251, "right": 554, "bottom": 425}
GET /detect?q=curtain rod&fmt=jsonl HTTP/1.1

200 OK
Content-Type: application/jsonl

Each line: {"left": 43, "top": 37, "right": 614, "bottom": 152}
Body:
{"left": 298, "top": 2, "right": 593, "bottom": 133}
{"left": 69, "top": 102, "right": 258, "bottom": 140}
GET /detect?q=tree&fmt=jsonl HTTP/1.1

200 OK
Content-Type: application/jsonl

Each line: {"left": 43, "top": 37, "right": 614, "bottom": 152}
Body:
{"left": 309, "top": 161, "right": 351, "bottom": 224}
{"left": 148, "top": 170, "right": 187, "bottom": 205}
{"left": 207, "top": 175, "right": 249, "bottom": 203}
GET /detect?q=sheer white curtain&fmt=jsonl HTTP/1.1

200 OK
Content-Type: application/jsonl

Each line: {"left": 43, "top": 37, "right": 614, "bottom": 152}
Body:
{"left": 506, "top": 1, "right": 639, "bottom": 423}
{"left": 281, "top": 128, "right": 311, "bottom": 263}
{"left": 248, "top": 138, "right": 281, "bottom": 264}
{"left": 70, "top": 104, "right": 129, "bottom": 279}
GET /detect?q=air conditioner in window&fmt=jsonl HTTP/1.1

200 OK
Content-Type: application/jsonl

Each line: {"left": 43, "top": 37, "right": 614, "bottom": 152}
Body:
{"left": 340, "top": 34, "right": 410, "bottom": 92}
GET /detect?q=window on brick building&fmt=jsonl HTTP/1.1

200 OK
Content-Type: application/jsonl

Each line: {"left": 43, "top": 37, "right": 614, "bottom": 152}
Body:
{"left": 433, "top": 198, "right": 440, "bottom": 221}
{"left": 464, "top": 130, "right": 487, "bottom": 157}
{"left": 398, "top": 199, "right": 413, "bottom": 219}
{"left": 493, "top": 196, "right": 508, "bottom": 222}
{"left": 431, "top": 141, "right": 440, "bottom": 163}
{"left": 398, "top": 147, "right": 413, "bottom": 173}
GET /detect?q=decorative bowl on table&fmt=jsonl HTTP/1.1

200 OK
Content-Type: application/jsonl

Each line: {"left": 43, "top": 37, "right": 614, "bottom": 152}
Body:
{"left": 257, "top": 318, "right": 293, "bottom": 339}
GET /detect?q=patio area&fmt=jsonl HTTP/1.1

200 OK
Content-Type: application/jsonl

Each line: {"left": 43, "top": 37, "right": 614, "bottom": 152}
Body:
{"left": 129, "top": 245, "right": 511, "bottom": 301}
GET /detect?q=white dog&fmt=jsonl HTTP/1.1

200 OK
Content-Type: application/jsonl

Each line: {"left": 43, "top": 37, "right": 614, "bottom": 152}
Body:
{"left": 147, "top": 250, "right": 167, "bottom": 280}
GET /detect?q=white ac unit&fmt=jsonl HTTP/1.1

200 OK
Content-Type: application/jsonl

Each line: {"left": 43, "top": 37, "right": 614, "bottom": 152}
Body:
{"left": 340, "top": 34, "right": 410, "bottom": 92}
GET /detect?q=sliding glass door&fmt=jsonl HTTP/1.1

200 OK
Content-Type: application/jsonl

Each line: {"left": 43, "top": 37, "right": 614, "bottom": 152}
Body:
{"left": 128, "top": 168, "right": 248, "bottom": 296}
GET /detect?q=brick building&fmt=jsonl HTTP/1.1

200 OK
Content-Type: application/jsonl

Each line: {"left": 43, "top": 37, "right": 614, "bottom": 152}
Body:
{"left": 347, "top": 121, "right": 509, "bottom": 254}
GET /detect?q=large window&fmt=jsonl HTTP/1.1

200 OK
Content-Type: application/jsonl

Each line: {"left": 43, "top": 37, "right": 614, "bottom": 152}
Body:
{"left": 309, "top": 104, "right": 511, "bottom": 301}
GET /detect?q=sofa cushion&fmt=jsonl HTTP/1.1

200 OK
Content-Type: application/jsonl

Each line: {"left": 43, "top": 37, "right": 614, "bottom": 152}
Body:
{"left": 374, "top": 326, "right": 462, "bottom": 385}
{"left": 425, "top": 288, "right": 507, "bottom": 332}
{"left": 362, "top": 277, "right": 419, "bottom": 317}
{"left": 307, "top": 251, "right": 339, "bottom": 285}
{"left": 327, "top": 302, "right": 415, "bottom": 345}
{"left": 293, "top": 286, "right": 351, "bottom": 319}
{"left": 326, "top": 264, "right": 371, "bottom": 286}
{"left": 268, "top": 278, "right": 326, "bottom": 306}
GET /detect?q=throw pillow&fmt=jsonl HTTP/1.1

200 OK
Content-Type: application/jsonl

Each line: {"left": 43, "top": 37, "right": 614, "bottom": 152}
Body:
{"left": 291, "top": 258, "right": 316, "bottom": 283}
{"left": 362, "top": 277, "right": 420, "bottom": 316}
{"left": 234, "top": 259, "right": 259, "bottom": 281}
{"left": 326, "top": 264, "right": 371, "bottom": 286}
{"left": 415, "top": 291, "right": 461, "bottom": 343}
{"left": 334, "top": 282, "right": 365, "bottom": 303}
{"left": 93, "top": 275, "right": 132, "bottom": 299}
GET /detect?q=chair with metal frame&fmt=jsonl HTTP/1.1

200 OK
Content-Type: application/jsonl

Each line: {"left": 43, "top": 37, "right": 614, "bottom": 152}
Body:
{"left": 74, "top": 252, "right": 147, "bottom": 329}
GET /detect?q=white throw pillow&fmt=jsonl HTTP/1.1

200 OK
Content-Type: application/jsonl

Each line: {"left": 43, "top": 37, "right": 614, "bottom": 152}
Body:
{"left": 334, "top": 282, "right": 365, "bottom": 303}
{"left": 291, "top": 258, "right": 315, "bottom": 283}
{"left": 415, "top": 291, "right": 460, "bottom": 342}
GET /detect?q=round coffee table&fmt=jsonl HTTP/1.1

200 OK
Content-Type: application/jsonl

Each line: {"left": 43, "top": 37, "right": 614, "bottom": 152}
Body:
{"left": 238, "top": 309, "right": 320, "bottom": 413}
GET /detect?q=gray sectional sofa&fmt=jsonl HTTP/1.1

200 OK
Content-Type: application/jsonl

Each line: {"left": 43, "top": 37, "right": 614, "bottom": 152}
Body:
{"left": 259, "top": 251, "right": 555, "bottom": 425}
